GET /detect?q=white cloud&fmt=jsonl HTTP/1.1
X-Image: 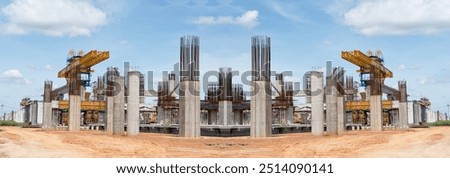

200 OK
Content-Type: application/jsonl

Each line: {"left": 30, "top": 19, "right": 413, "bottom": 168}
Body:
{"left": 417, "top": 78, "right": 437, "bottom": 85}
{"left": 343, "top": 0, "right": 450, "bottom": 36}
{"left": 0, "top": 69, "right": 32, "bottom": 85}
{"left": 1, "top": 0, "right": 108, "bottom": 37}
{"left": 29, "top": 64, "right": 53, "bottom": 71}
{"left": 2, "top": 69, "right": 22, "bottom": 78}
{"left": 191, "top": 10, "right": 259, "bottom": 28}
{"left": 266, "top": 1, "right": 304, "bottom": 23}
{"left": 397, "top": 64, "right": 423, "bottom": 71}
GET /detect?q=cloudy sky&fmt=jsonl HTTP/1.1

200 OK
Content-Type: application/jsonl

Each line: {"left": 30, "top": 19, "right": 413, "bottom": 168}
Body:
{"left": 1, "top": 0, "right": 450, "bottom": 113}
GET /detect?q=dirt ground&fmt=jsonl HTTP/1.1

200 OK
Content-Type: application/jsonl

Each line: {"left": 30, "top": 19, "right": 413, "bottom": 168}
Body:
{"left": 1, "top": 126, "right": 449, "bottom": 158}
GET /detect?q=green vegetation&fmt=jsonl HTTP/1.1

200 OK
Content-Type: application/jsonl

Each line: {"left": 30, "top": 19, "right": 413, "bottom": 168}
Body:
{"left": 429, "top": 120, "right": 450, "bottom": 127}
{"left": 0, "top": 120, "right": 23, "bottom": 127}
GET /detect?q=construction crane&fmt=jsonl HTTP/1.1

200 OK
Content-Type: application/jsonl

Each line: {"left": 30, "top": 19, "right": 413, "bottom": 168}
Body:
{"left": 58, "top": 50, "right": 110, "bottom": 88}
{"left": 341, "top": 50, "right": 395, "bottom": 126}
{"left": 341, "top": 49, "right": 393, "bottom": 95}
{"left": 56, "top": 50, "right": 110, "bottom": 126}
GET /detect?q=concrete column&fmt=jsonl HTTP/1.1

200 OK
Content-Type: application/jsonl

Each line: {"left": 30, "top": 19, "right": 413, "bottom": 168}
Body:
{"left": 164, "top": 109, "right": 172, "bottom": 124}
{"left": 286, "top": 106, "right": 294, "bottom": 125}
{"left": 43, "top": 81, "right": 53, "bottom": 128}
{"left": 326, "top": 91, "right": 338, "bottom": 135}
{"left": 68, "top": 95, "right": 81, "bottom": 131}
{"left": 234, "top": 110, "right": 243, "bottom": 125}
{"left": 398, "top": 81, "right": 408, "bottom": 129}
{"left": 218, "top": 101, "right": 232, "bottom": 126}
{"left": 311, "top": 72, "right": 324, "bottom": 136}
{"left": 337, "top": 96, "right": 345, "bottom": 134}
{"left": 179, "top": 81, "right": 201, "bottom": 138}
{"left": 127, "top": 71, "right": 140, "bottom": 136}
{"left": 208, "top": 110, "right": 218, "bottom": 125}
{"left": 157, "top": 106, "right": 165, "bottom": 124}
{"left": 30, "top": 102, "right": 38, "bottom": 125}
{"left": 413, "top": 101, "right": 421, "bottom": 125}
{"left": 250, "top": 81, "right": 272, "bottom": 137}
{"left": 43, "top": 103, "right": 52, "bottom": 128}
{"left": 106, "top": 96, "right": 114, "bottom": 133}
{"left": 80, "top": 86, "right": 86, "bottom": 101}
{"left": 370, "top": 95, "right": 383, "bottom": 131}
{"left": 113, "top": 76, "right": 125, "bottom": 135}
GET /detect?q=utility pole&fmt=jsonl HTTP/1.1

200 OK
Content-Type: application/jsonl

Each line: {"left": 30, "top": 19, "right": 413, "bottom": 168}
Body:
{"left": 1, "top": 104, "right": 3, "bottom": 120}
{"left": 447, "top": 104, "right": 450, "bottom": 120}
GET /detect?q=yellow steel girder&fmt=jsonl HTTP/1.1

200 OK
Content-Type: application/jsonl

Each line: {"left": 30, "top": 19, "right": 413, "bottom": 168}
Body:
{"left": 58, "top": 100, "right": 106, "bottom": 111}
{"left": 345, "top": 100, "right": 393, "bottom": 111}
{"left": 58, "top": 50, "right": 110, "bottom": 78}
{"left": 341, "top": 50, "right": 393, "bottom": 78}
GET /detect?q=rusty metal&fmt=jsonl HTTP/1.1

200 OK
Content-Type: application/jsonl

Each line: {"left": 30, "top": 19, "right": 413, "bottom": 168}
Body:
{"left": 180, "top": 35, "right": 200, "bottom": 81}
{"left": 345, "top": 100, "right": 393, "bottom": 110}
{"left": 58, "top": 100, "right": 106, "bottom": 111}
{"left": 219, "top": 67, "right": 232, "bottom": 101}
{"left": 251, "top": 35, "right": 271, "bottom": 81}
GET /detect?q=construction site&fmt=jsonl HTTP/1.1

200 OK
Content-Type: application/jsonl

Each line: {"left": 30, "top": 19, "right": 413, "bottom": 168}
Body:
{"left": 1, "top": 35, "right": 449, "bottom": 158}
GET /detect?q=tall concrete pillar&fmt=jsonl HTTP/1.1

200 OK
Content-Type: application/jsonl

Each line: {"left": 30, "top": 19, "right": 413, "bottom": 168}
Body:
{"left": 337, "top": 96, "right": 345, "bottom": 134}
{"left": 127, "top": 71, "right": 140, "bottom": 136}
{"left": 234, "top": 110, "right": 243, "bottom": 125}
{"left": 326, "top": 75, "right": 338, "bottom": 135}
{"left": 250, "top": 81, "right": 272, "bottom": 137}
{"left": 179, "top": 35, "right": 201, "bottom": 138}
{"left": 286, "top": 106, "right": 294, "bottom": 125}
{"left": 157, "top": 106, "right": 165, "bottom": 124}
{"left": 80, "top": 86, "right": 86, "bottom": 101}
{"left": 398, "top": 81, "right": 408, "bottom": 129}
{"left": 30, "top": 101, "right": 38, "bottom": 125}
{"left": 250, "top": 35, "right": 272, "bottom": 138}
{"left": 218, "top": 67, "right": 233, "bottom": 126}
{"left": 179, "top": 81, "right": 201, "bottom": 137}
{"left": 370, "top": 95, "right": 383, "bottom": 131}
{"left": 311, "top": 71, "right": 324, "bottom": 136}
{"left": 68, "top": 95, "right": 81, "bottom": 131}
{"left": 413, "top": 101, "right": 421, "bottom": 125}
{"left": 43, "top": 81, "right": 53, "bottom": 128}
{"left": 113, "top": 76, "right": 125, "bottom": 135}
{"left": 68, "top": 70, "right": 82, "bottom": 131}
{"left": 218, "top": 101, "right": 232, "bottom": 126}
{"left": 106, "top": 96, "right": 114, "bottom": 133}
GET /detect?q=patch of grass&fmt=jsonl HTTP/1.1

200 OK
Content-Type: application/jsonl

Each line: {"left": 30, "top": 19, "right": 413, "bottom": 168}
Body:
{"left": 0, "top": 120, "right": 23, "bottom": 127}
{"left": 429, "top": 120, "right": 450, "bottom": 127}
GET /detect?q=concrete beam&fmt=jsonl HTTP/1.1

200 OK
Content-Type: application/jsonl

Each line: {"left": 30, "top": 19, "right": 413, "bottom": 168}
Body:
{"left": 250, "top": 81, "right": 272, "bottom": 137}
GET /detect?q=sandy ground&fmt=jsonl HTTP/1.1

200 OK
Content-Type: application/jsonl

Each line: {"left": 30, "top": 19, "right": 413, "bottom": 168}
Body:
{"left": 1, "top": 126, "right": 449, "bottom": 158}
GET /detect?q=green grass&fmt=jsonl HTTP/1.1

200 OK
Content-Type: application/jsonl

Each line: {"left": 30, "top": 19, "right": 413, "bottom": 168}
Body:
{"left": 429, "top": 120, "right": 450, "bottom": 127}
{"left": 0, "top": 120, "right": 23, "bottom": 127}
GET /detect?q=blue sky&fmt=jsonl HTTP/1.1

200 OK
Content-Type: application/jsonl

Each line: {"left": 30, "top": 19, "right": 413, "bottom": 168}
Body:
{"left": 1, "top": 0, "right": 450, "bottom": 113}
